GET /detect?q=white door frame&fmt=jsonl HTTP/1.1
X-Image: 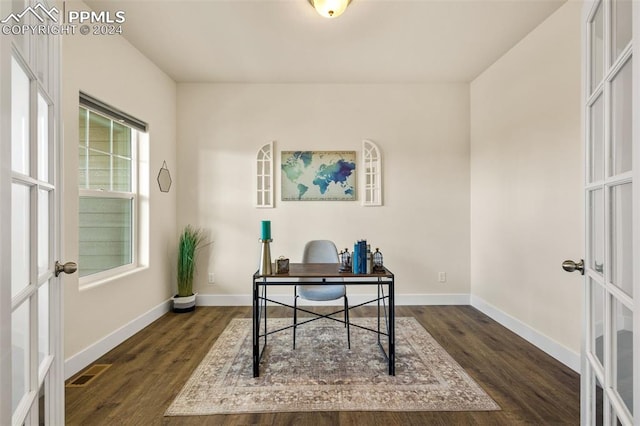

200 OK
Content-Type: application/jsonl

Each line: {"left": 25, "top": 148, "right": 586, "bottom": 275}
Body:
{"left": 1, "top": 1, "right": 14, "bottom": 422}
{"left": 0, "top": 0, "right": 64, "bottom": 423}
{"left": 581, "top": 0, "right": 638, "bottom": 424}
{"left": 632, "top": 0, "right": 640, "bottom": 420}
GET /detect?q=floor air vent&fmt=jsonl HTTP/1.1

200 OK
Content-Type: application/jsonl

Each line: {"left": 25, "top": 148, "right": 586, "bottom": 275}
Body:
{"left": 66, "top": 364, "right": 112, "bottom": 388}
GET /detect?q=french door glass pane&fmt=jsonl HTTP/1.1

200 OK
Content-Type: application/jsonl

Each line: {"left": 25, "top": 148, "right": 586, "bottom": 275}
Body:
{"left": 38, "top": 190, "right": 49, "bottom": 276}
{"left": 36, "top": 28, "right": 49, "bottom": 89}
{"left": 38, "top": 381, "right": 46, "bottom": 426}
{"left": 12, "top": 301, "right": 30, "bottom": 413}
{"left": 589, "top": 94, "right": 604, "bottom": 182}
{"left": 611, "top": 0, "right": 632, "bottom": 63}
{"left": 589, "top": 189, "right": 605, "bottom": 275}
{"left": 12, "top": 183, "right": 30, "bottom": 297}
{"left": 37, "top": 93, "right": 49, "bottom": 182}
{"left": 10, "top": 0, "right": 29, "bottom": 58}
{"left": 595, "top": 373, "right": 604, "bottom": 425}
{"left": 78, "top": 197, "right": 133, "bottom": 276}
{"left": 613, "top": 300, "right": 633, "bottom": 414}
{"left": 38, "top": 281, "right": 50, "bottom": 366}
{"left": 11, "top": 57, "right": 30, "bottom": 175}
{"left": 591, "top": 278, "right": 605, "bottom": 367}
{"left": 610, "top": 183, "right": 632, "bottom": 296}
{"left": 611, "top": 58, "right": 632, "bottom": 176}
{"left": 590, "top": 1, "right": 604, "bottom": 93}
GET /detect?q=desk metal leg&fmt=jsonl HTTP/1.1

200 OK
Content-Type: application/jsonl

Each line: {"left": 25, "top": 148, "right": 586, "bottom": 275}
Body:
{"left": 389, "top": 277, "right": 395, "bottom": 376}
{"left": 252, "top": 278, "right": 259, "bottom": 377}
{"left": 377, "top": 283, "right": 381, "bottom": 347}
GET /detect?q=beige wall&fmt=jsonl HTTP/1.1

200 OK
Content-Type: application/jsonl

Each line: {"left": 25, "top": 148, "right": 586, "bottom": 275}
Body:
{"left": 176, "top": 84, "right": 471, "bottom": 302}
{"left": 470, "top": 1, "right": 583, "bottom": 354}
{"left": 61, "top": 1, "right": 177, "bottom": 365}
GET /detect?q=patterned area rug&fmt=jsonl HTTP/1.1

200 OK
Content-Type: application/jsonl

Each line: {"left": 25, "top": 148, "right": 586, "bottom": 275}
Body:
{"left": 165, "top": 317, "right": 500, "bottom": 416}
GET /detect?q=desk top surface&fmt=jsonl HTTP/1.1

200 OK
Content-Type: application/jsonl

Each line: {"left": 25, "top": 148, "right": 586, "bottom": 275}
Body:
{"left": 254, "top": 263, "right": 393, "bottom": 279}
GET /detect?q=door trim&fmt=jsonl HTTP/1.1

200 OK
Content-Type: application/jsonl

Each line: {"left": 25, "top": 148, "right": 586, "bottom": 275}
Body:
{"left": 0, "top": 1, "right": 13, "bottom": 421}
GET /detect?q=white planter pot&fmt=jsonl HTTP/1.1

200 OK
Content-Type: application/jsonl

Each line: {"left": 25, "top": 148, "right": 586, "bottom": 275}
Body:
{"left": 172, "top": 293, "right": 197, "bottom": 313}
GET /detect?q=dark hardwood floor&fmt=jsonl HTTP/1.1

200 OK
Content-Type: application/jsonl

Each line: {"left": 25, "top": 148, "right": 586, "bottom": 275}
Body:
{"left": 65, "top": 306, "right": 580, "bottom": 425}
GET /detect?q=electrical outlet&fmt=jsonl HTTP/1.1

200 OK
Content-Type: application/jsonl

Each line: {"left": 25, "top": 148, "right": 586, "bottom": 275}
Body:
{"left": 208, "top": 272, "right": 215, "bottom": 284}
{"left": 438, "top": 272, "right": 446, "bottom": 283}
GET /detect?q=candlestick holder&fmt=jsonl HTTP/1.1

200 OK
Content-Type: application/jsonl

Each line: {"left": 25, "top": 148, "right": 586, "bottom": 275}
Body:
{"left": 259, "top": 239, "right": 273, "bottom": 275}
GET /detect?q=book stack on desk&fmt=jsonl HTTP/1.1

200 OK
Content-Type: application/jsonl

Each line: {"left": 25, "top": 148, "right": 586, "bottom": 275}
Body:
{"left": 352, "top": 240, "right": 370, "bottom": 274}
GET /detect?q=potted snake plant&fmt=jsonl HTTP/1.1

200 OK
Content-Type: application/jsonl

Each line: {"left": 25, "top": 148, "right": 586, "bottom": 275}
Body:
{"left": 173, "top": 225, "right": 205, "bottom": 313}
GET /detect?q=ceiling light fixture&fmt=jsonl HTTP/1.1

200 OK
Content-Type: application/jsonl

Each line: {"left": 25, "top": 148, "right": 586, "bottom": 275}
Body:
{"left": 308, "top": 0, "right": 351, "bottom": 19}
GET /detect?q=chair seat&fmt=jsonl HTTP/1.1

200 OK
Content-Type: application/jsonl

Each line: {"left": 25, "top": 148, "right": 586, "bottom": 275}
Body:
{"left": 298, "top": 284, "right": 346, "bottom": 301}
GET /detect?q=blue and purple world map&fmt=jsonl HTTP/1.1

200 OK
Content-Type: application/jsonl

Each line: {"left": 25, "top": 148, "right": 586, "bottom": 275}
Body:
{"left": 281, "top": 151, "right": 356, "bottom": 201}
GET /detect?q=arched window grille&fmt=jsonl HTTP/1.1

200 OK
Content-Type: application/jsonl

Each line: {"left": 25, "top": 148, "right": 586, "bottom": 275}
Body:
{"left": 256, "top": 142, "right": 274, "bottom": 208}
{"left": 362, "top": 139, "right": 382, "bottom": 206}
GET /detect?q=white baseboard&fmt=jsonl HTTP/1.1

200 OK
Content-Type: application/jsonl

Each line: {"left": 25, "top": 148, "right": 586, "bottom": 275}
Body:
{"left": 64, "top": 300, "right": 171, "bottom": 380}
{"left": 64, "top": 293, "right": 579, "bottom": 380}
{"left": 195, "top": 293, "right": 470, "bottom": 307}
{"left": 470, "top": 295, "right": 580, "bottom": 373}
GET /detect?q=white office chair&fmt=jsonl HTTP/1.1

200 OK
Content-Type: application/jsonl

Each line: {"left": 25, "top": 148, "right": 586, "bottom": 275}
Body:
{"left": 293, "top": 240, "right": 350, "bottom": 349}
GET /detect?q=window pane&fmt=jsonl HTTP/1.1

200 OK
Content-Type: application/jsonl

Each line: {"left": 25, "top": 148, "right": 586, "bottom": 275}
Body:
{"left": 589, "top": 94, "right": 604, "bottom": 183}
{"left": 79, "top": 107, "right": 87, "bottom": 147}
{"left": 591, "top": 278, "right": 605, "bottom": 367}
{"left": 589, "top": 189, "right": 604, "bottom": 275}
{"left": 594, "top": 372, "right": 604, "bottom": 425}
{"left": 36, "top": 27, "right": 50, "bottom": 88}
{"left": 38, "top": 281, "right": 50, "bottom": 366}
{"left": 112, "top": 122, "right": 131, "bottom": 157}
{"left": 12, "top": 301, "right": 29, "bottom": 413}
{"left": 611, "top": 58, "right": 632, "bottom": 176}
{"left": 79, "top": 146, "right": 87, "bottom": 188}
{"left": 11, "top": 57, "right": 30, "bottom": 175}
{"left": 38, "top": 190, "right": 49, "bottom": 276}
{"left": 113, "top": 157, "right": 131, "bottom": 192}
{"left": 610, "top": 183, "right": 632, "bottom": 296}
{"left": 590, "top": 2, "right": 604, "bottom": 93}
{"left": 12, "top": 183, "right": 30, "bottom": 297}
{"left": 37, "top": 93, "right": 49, "bottom": 182}
{"left": 613, "top": 300, "right": 633, "bottom": 414}
{"left": 88, "top": 111, "right": 111, "bottom": 153}
{"left": 87, "top": 149, "right": 110, "bottom": 190}
{"left": 79, "top": 197, "right": 133, "bottom": 276}
{"left": 611, "top": 0, "right": 632, "bottom": 63}
{"left": 10, "top": 0, "right": 29, "bottom": 58}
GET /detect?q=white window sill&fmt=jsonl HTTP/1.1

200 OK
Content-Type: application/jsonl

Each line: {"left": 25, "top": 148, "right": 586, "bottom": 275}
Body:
{"left": 79, "top": 265, "right": 149, "bottom": 291}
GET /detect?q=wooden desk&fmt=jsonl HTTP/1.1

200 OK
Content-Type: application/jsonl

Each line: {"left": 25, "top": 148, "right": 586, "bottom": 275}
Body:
{"left": 252, "top": 263, "right": 395, "bottom": 377}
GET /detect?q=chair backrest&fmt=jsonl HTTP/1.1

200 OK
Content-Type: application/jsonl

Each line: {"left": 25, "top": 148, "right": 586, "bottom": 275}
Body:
{"left": 302, "top": 240, "right": 339, "bottom": 264}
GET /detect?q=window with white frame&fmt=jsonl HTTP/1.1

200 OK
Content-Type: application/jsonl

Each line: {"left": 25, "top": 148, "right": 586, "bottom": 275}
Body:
{"left": 78, "top": 93, "right": 147, "bottom": 279}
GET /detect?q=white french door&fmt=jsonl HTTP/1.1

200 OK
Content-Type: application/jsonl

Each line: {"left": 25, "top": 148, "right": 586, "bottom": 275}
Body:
{"left": 0, "top": 1, "right": 65, "bottom": 425}
{"left": 581, "top": 0, "right": 638, "bottom": 424}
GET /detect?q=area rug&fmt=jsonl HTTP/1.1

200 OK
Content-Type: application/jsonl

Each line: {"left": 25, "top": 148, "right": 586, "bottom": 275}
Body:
{"left": 165, "top": 317, "right": 500, "bottom": 416}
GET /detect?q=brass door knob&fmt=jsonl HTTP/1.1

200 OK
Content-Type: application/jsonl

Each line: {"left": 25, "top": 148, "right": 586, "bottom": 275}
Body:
{"left": 55, "top": 261, "right": 78, "bottom": 277}
{"left": 562, "top": 259, "right": 584, "bottom": 275}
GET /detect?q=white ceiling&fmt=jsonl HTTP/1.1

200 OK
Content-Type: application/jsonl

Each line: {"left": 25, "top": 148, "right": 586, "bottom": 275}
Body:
{"left": 84, "top": 0, "right": 567, "bottom": 83}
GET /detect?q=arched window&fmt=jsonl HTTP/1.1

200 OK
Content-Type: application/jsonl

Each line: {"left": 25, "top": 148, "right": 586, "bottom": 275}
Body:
{"left": 256, "top": 142, "right": 274, "bottom": 208}
{"left": 362, "top": 139, "right": 382, "bottom": 206}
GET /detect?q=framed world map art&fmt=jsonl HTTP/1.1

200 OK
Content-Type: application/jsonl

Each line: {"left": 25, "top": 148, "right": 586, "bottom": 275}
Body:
{"left": 281, "top": 151, "right": 356, "bottom": 201}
